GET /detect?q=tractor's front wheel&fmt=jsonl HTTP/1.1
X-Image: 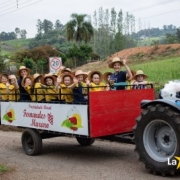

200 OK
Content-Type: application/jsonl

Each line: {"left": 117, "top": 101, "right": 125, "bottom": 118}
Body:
{"left": 134, "top": 104, "right": 180, "bottom": 176}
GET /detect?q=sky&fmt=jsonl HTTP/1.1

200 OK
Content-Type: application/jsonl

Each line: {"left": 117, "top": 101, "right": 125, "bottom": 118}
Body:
{"left": 0, "top": 0, "right": 180, "bottom": 38}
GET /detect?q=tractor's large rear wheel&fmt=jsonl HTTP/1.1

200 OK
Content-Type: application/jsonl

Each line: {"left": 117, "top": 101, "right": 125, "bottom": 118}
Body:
{"left": 134, "top": 104, "right": 180, "bottom": 176}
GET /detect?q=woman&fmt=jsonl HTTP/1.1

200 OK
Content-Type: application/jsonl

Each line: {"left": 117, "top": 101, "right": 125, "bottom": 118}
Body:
{"left": 17, "top": 66, "right": 31, "bottom": 101}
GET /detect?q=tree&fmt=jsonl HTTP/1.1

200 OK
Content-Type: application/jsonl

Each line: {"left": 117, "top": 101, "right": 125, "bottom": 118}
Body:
{"left": 176, "top": 28, "right": 180, "bottom": 42}
{"left": 15, "top": 27, "right": 21, "bottom": 39}
{"left": 20, "top": 29, "right": 27, "bottom": 39}
{"left": 36, "top": 19, "right": 43, "bottom": 35}
{"left": 43, "top": 19, "right": 53, "bottom": 34}
{"left": 66, "top": 13, "right": 94, "bottom": 45}
{"left": 67, "top": 44, "right": 93, "bottom": 67}
{"left": 23, "top": 58, "right": 36, "bottom": 73}
{"left": 54, "top": 20, "right": 63, "bottom": 30}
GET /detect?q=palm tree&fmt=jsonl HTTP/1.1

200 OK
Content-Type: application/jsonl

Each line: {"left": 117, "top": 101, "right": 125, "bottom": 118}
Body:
{"left": 66, "top": 13, "right": 94, "bottom": 46}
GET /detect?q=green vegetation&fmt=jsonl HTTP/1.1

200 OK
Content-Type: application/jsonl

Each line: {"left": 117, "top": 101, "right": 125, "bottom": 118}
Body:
{"left": 0, "top": 164, "right": 8, "bottom": 173}
{"left": 131, "top": 56, "right": 180, "bottom": 84}
{"left": 1, "top": 38, "right": 31, "bottom": 55}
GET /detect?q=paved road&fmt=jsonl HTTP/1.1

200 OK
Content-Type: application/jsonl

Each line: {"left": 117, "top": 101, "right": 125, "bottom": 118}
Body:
{"left": 0, "top": 130, "right": 179, "bottom": 180}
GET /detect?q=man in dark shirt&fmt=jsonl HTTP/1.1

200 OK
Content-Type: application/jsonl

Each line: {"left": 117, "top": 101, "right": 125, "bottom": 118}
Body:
{"left": 108, "top": 57, "right": 132, "bottom": 90}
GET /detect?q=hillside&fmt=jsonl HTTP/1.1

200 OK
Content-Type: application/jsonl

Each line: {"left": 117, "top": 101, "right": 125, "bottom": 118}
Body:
{"left": 74, "top": 44, "right": 180, "bottom": 72}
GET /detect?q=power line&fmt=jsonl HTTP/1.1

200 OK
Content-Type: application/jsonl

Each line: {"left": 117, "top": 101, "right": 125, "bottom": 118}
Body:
{"left": 0, "top": 0, "right": 43, "bottom": 17}
{"left": 0, "top": 0, "right": 32, "bottom": 13}
{"left": 129, "top": 0, "right": 179, "bottom": 13}
{"left": 141, "top": 8, "right": 180, "bottom": 20}
{"left": 0, "top": 0, "right": 15, "bottom": 7}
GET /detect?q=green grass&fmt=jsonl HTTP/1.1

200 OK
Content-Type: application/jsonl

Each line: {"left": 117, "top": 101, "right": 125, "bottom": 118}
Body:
{"left": 1, "top": 38, "right": 31, "bottom": 55}
{"left": 130, "top": 56, "right": 180, "bottom": 83}
{"left": 137, "top": 36, "right": 165, "bottom": 46}
{"left": 0, "top": 164, "right": 8, "bottom": 173}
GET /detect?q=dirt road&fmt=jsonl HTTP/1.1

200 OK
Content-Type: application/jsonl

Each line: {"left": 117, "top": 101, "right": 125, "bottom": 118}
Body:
{"left": 0, "top": 130, "right": 179, "bottom": 180}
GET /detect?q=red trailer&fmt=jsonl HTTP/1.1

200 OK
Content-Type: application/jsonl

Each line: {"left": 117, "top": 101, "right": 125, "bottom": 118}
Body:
{"left": 1, "top": 87, "right": 154, "bottom": 154}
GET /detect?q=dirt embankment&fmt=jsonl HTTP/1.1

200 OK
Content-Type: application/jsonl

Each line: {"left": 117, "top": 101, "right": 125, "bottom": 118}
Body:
{"left": 74, "top": 44, "right": 180, "bottom": 72}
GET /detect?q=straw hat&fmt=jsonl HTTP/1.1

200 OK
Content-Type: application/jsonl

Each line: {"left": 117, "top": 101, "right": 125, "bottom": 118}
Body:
{"left": 74, "top": 70, "right": 88, "bottom": 79}
{"left": 17, "top": 66, "right": 30, "bottom": 76}
{"left": 21, "top": 76, "right": 33, "bottom": 87}
{"left": 133, "top": 70, "right": 148, "bottom": 79}
{"left": 56, "top": 66, "right": 66, "bottom": 76}
{"left": 103, "top": 72, "right": 112, "bottom": 83}
{"left": 33, "top": 73, "right": 42, "bottom": 80}
{"left": 60, "top": 72, "right": 74, "bottom": 84}
{"left": 61, "top": 68, "right": 71, "bottom": 74}
{"left": 41, "top": 73, "right": 56, "bottom": 85}
{"left": 88, "top": 70, "right": 103, "bottom": 82}
{"left": 108, "top": 57, "right": 124, "bottom": 68}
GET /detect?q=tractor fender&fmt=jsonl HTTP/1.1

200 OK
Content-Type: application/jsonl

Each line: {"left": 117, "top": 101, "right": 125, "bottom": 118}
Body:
{"left": 141, "top": 99, "right": 180, "bottom": 111}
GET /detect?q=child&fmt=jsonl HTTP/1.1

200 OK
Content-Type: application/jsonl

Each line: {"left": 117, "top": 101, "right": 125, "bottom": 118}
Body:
{"left": 108, "top": 57, "right": 132, "bottom": 90}
{"left": 86, "top": 71, "right": 106, "bottom": 92}
{"left": 21, "top": 76, "right": 34, "bottom": 101}
{"left": 73, "top": 70, "right": 88, "bottom": 103}
{"left": 103, "top": 72, "right": 112, "bottom": 91}
{"left": 8, "top": 75, "right": 20, "bottom": 101}
{"left": 126, "top": 70, "right": 136, "bottom": 90}
{"left": 0, "top": 73, "right": 10, "bottom": 101}
{"left": 56, "top": 73, "right": 74, "bottom": 103}
{"left": 41, "top": 74, "right": 58, "bottom": 102}
{"left": 33, "top": 73, "right": 45, "bottom": 102}
{"left": 131, "top": 70, "right": 149, "bottom": 89}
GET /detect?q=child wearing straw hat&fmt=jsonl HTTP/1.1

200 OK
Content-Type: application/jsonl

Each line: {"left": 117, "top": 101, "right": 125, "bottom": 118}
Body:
{"left": 56, "top": 73, "right": 74, "bottom": 103}
{"left": 86, "top": 71, "right": 106, "bottom": 92}
{"left": 17, "top": 65, "right": 31, "bottom": 101}
{"left": 103, "top": 72, "right": 112, "bottom": 91}
{"left": 0, "top": 73, "right": 10, "bottom": 101}
{"left": 126, "top": 70, "right": 136, "bottom": 90}
{"left": 73, "top": 70, "right": 88, "bottom": 103}
{"left": 21, "top": 76, "right": 34, "bottom": 101}
{"left": 32, "top": 73, "right": 45, "bottom": 102}
{"left": 108, "top": 57, "right": 132, "bottom": 90}
{"left": 41, "top": 74, "right": 58, "bottom": 102}
{"left": 8, "top": 75, "right": 20, "bottom": 101}
{"left": 131, "top": 70, "right": 149, "bottom": 89}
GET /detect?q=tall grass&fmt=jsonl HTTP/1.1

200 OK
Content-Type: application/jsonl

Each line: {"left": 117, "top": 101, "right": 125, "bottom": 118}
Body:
{"left": 131, "top": 57, "right": 180, "bottom": 83}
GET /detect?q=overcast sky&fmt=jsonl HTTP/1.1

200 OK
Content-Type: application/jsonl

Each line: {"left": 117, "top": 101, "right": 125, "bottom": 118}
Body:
{"left": 0, "top": 0, "right": 180, "bottom": 38}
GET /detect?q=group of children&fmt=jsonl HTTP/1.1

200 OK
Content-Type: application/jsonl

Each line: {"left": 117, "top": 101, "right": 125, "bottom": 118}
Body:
{"left": 0, "top": 57, "right": 150, "bottom": 103}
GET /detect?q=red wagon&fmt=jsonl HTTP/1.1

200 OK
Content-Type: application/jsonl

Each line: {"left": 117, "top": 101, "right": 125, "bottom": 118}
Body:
{"left": 1, "top": 87, "right": 154, "bottom": 155}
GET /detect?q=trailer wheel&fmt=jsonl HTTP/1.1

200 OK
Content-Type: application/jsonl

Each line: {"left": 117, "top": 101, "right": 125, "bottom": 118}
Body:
{"left": 76, "top": 137, "right": 95, "bottom": 146}
{"left": 21, "top": 128, "right": 42, "bottom": 156}
{"left": 134, "top": 104, "right": 180, "bottom": 176}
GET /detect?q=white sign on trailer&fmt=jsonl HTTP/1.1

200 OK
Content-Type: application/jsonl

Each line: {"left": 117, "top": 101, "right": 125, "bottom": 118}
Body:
{"left": 1, "top": 102, "right": 89, "bottom": 136}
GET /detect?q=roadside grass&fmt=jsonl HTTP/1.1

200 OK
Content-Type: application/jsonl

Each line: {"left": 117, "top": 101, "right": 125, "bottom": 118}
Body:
{"left": 0, "top": 164, "right": 8, "bottom": 174}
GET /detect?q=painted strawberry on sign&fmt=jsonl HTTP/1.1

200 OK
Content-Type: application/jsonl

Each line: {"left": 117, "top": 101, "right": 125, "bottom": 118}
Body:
{"left": 3, "top": 109, "right": 16, "bottom": 123}
{"left": 61, "top": 106, "right": 83, "bottom": 131}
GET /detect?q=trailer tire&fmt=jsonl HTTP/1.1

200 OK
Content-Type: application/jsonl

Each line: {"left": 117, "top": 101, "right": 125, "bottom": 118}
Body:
{"left": 21, "top": 128, "right": 42, "bottom": 156}
{"left": 134, "top": 104, "right": 180, "bottom": 176}
{"left": 76, "top": 137, "right": 95, "bottom": 146}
